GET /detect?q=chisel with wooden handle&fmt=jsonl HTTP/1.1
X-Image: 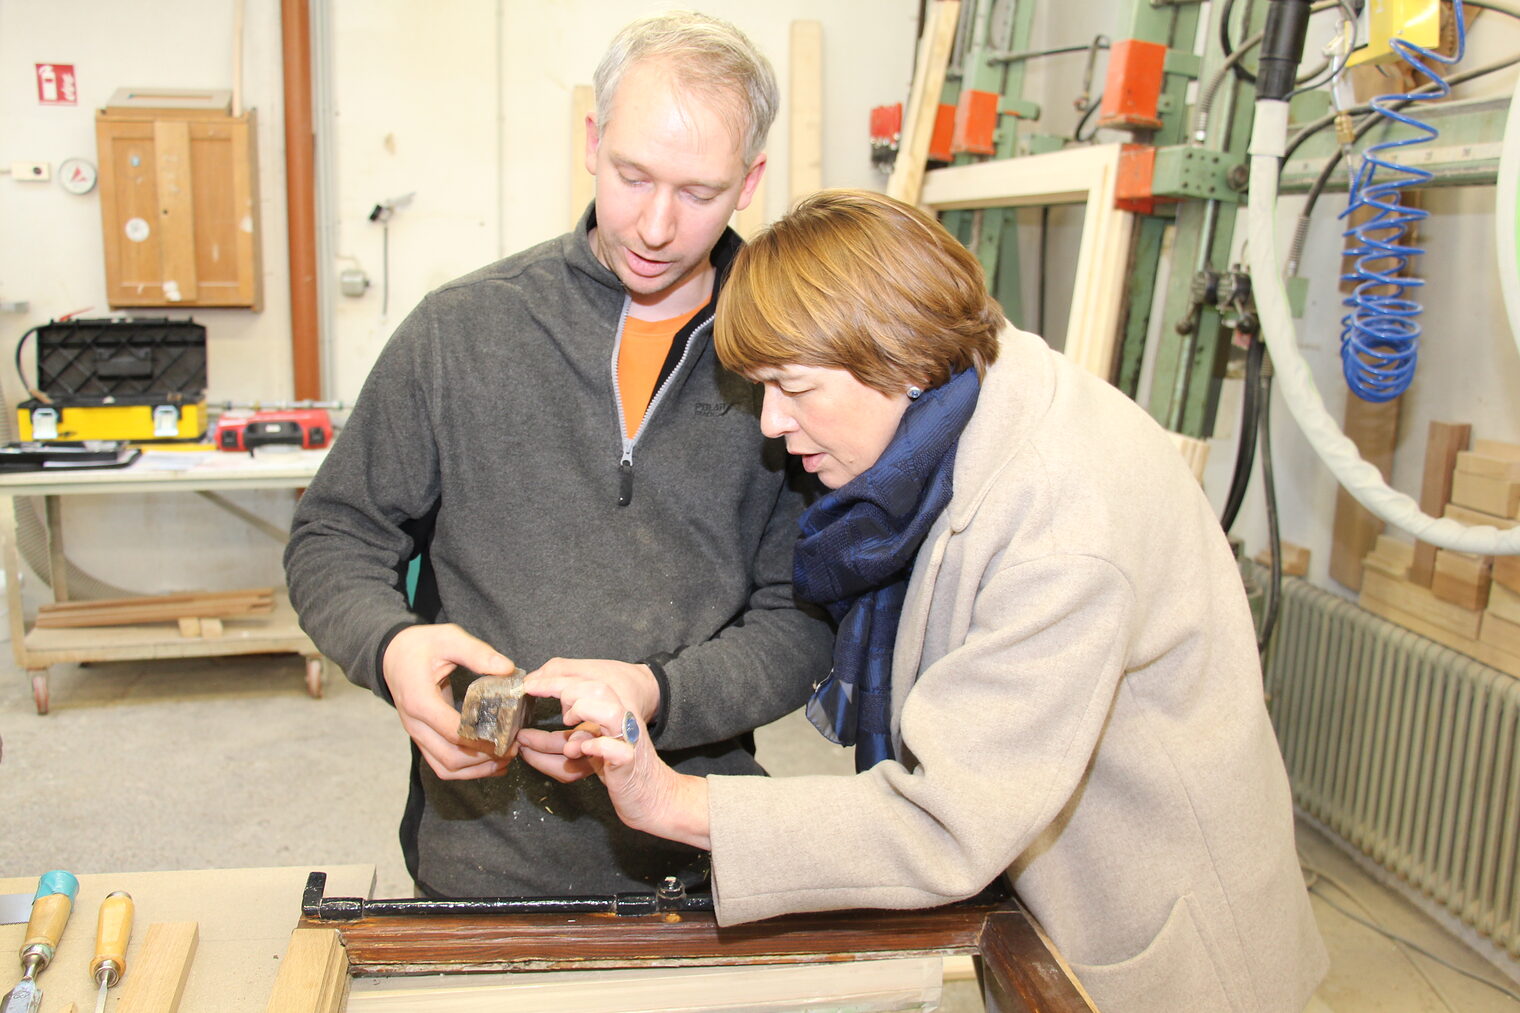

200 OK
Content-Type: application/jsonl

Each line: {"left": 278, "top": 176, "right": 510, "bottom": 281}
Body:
{"left": 90, "top": 892, "right": 133, "bottom": 1013}
{"left": 0, "top": 869, "right": 79, "bottom": 1013}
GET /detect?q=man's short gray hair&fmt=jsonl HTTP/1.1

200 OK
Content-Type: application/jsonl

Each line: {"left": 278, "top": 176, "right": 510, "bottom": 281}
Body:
{"left": 593, "top": 11, "right": 777, "bottom": 165}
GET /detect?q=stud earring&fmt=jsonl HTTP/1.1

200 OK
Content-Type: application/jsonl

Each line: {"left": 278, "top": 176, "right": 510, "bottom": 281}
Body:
{"left": 906, "top": 385, "right": 923, "bottom": 400}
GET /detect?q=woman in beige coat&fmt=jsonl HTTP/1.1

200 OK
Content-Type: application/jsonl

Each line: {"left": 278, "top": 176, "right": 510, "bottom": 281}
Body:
{"left": 521, "top": 189, "right": 1328, "bottom": 1012}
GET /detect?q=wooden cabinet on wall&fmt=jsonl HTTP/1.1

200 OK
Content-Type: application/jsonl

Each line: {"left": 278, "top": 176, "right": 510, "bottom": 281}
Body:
{"left": 95, "top": 107, "right": 262, "bottom": 309}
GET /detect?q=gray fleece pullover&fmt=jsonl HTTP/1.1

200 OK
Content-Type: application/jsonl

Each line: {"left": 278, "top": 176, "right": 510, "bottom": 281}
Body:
{"left": 284, "top": 210, "right": 834, "bottom": 897}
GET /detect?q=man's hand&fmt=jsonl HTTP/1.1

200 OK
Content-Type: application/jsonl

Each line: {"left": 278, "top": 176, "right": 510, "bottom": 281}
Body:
{"left": 521, "top": 670, "right": 711, "bottom": 849}
{"left": 516, "top": 659, "right": 661, "bottom": 784}
{"left": 382, "top": 623, "right": 518, "bottom": 780}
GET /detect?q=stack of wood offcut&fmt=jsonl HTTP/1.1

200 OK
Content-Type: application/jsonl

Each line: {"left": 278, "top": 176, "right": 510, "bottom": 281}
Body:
{"left": 1359, "top": 431, "right": 1520, "bottom": 678}
{"left": 35, "top": 588, "right": 275, "bottom": 639}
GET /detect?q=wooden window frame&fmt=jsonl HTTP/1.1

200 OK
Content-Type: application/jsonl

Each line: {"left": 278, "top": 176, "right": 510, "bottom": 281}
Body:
{"left": 919, "top": 143, "right": 1136, "bottom": 383}
{"left": 267, "top": 881, "right": 1094, "bottom": 1012}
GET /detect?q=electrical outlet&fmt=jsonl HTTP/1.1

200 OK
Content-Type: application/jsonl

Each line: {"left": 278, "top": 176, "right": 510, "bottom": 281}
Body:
{"left": 10, "top": 161, "right": 51, "bottom": 181}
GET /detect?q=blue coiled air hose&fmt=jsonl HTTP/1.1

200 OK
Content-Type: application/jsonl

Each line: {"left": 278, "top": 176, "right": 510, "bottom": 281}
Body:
{"left": 1338, "top": 0, "right": 1468, "bottom": 402}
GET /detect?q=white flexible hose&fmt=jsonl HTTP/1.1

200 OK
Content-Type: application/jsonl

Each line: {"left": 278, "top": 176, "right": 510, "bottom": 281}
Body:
{"left": 1499, "top": 72, "right": 1520, "bottom": 353}
{"left": 1247, "top": 99, "right": 1520, "bottom": 555}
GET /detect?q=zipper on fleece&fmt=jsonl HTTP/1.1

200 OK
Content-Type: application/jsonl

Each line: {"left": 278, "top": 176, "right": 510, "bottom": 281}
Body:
{"left": 609, "top": 298, "right": 711, "bottom": 507}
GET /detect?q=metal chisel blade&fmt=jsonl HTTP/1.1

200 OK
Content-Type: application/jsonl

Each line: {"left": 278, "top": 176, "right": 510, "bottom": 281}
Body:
{"left": 0, "top": 894, "right": 32, "bottom": 925}
{"left": 0, "top": 978, "right": 40, "bottom": 1013}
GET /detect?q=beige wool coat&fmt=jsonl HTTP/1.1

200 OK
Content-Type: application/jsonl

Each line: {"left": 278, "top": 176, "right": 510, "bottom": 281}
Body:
{"left": 707, "top": 326, "right": 1328, "bottom": 1012}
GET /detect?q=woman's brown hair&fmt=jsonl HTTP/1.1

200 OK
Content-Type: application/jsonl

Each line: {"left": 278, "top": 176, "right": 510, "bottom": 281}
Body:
{"left": 715, "top": 189, "right": 1003, "bottom": 395}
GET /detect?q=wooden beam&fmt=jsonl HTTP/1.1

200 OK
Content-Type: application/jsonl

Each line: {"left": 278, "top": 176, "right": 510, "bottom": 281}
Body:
{"left": 1410, "top": 421, "right": 1472, "bottom": 586}
{"left": 789, "top": 20, "right": 823, "bottom": 205}
{"left": 886, "top": 0, "right": 961, "bottom": 205}
{"left": 569, "top": 84, "right": 595, "bottom": 230}
{"left": 1329, "top": 396, "right": 1399, "bottom": 591}
{"left": 118, "top": 922, "right": 199, "bottom": 1013}
{"left": 267, "top": 927, "right": 348, "bottom": 1013}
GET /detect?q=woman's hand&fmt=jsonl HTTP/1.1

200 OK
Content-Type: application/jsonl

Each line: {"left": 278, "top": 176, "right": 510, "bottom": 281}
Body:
{"left": 521, "top": 669, "right": 712, "bottom": 850}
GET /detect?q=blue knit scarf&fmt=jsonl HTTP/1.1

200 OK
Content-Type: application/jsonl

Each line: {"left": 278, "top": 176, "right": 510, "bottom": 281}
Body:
{"left": 792, "top": 368, "right": 981, "bottom": 771}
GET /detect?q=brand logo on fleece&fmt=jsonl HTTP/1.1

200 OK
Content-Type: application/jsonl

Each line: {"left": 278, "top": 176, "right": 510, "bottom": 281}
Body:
{"left": 693, "top": 403, "right": 734, "bottom": 416}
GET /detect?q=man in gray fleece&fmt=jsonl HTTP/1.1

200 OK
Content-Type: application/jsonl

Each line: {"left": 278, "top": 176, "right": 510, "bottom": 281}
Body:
{"left": 284, "top": 12, "right": 833, "bottom": 897}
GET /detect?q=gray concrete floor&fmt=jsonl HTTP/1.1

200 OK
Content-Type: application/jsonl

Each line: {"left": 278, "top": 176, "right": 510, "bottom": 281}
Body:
{"left": 3, "top": 651, "right": 1519, "bottom": 1010}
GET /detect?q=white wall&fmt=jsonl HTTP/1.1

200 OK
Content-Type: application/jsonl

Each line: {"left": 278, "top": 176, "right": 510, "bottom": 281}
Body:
{"left": 325, "top": 0, "right": 920, "bottom": 400}
{"left": 0, "top": 0, "right": 1516, "bottom": 603}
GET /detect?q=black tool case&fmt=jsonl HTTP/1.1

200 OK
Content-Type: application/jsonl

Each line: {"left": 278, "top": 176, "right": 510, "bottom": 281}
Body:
{"left": 16, "top": 317, "right": 209, "bottom": 441}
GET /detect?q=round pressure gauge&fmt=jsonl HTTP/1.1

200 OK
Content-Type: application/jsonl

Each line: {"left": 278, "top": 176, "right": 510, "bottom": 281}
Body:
{"left": 58, "top": 157, "right": 97, "bottom": 195}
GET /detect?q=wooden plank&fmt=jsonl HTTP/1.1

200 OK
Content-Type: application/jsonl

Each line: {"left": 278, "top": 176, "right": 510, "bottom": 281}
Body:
{"left": 1456, "top": 450, "right": 1520, "bottom": 482}
{"left": 1489, "top": 583, "right": 1520, "bottom": 625}
{"left": 1431, "top": 548, "right": 1491, "bottom": 611}
{"left": 1481, "top": 611, "right": 1520, "bottom": 659}
{"left": 1362, "top": 534, "right": 1414, "bottom": 580}
{"left": 1255, "top": 541, "right": 1310, "bottom": 577}
{"left": 1360, "top": 568, "right": 1482, "bottom": 640}
{"left": 153, "top": 119, "right": 200, "bottom": 302}
{"left": 1496, "top": 554, "right": 1520, "bottom": 595}
{"left": 1359, "top": 592, "right": 1520, "bottom": 680}
{"left": 1329, "top": 396, "right": 1400, "bottom": 590}
{"left": 885, "top": 0, "right": 961, "bottom": 206}
{"left": 789, "top": 20, "right": 823, "bottom": 204}
{"left": 1444, "top": 502, "right": 1518, "bottom": 530}
{"left": 118, "top": 921, "right": 199, "bottom": 1013}
{"left": 1168, "top": 432, "right": 1209, "bottom": 483}
{"left": 346, "top": 958, "right": 945, "bottom": 1012}
{"left": 266, "top": 927, "right": 347, "bottom": 1013}
{"left": 733, "top": 175, "right": 768, "bottom": 240}
{"left": 570, "top": 84, "right": 595, "bottom": 230}
{"left": 38, "top": 587, "right": 278, "bottom": 614}
{"left": 1450, "top": 471, "right": 1520, "bottom": 518}
{"left": 979, "top": 909, "right": 1097, "bottom": 1012}
{"left": 1410, "top": 422, "right": 1472, "bottom": 586}
{"left": 1473, "top": 438, "right": 1520, "bottom": 460}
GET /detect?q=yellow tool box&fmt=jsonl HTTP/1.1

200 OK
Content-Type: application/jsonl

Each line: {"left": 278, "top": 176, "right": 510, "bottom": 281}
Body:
{"left": 15, "top": 317, "right": 208, "bottom": 442}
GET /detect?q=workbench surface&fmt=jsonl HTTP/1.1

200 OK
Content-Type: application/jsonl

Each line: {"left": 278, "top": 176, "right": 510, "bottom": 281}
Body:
{"left": 0, "top": 864, "right": 375, "bottom": 1011}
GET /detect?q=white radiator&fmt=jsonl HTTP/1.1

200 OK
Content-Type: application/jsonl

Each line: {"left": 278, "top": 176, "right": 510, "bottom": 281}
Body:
{"left": 1264, "top": 575, "right": 1520, "bottom": 957}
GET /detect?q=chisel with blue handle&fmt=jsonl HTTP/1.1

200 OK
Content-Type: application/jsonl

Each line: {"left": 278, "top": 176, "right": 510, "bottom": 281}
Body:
{"left": 0, "top": 870, "right": 79, "bottom": 1013}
